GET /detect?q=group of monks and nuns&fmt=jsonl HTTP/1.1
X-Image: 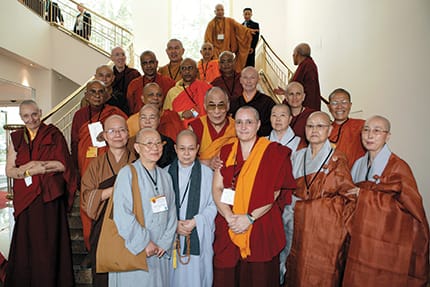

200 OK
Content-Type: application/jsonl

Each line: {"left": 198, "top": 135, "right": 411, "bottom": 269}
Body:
{"left": 127, "top": 82, "right": 183, "bottom": 140}
{"left": 167, "top": 130, "right": 217, "bottom": 287}
{"left": 109, "top": 128, "right": 177, "bottom": 286}
{"left": 127, "top": 50, "right": 176, "bottom": 114}
{"left": 205, "top": 4, "right": 254, "bottom": 72}
{"left": 285, "top": 111, "right": 356, "bottom": 287}
{"left": 81, "top": 115, "right": 136, "bottom": 287}
{"left": 111, "top": 46, "right": 141, "bottom": 106}
{"left": 212, "top": 106, "right": 296, "bottom": 287}
{"left": 211, "top": 51, "right": 243, "bottom": 102}
{"left": 242, "top": 7, "right": 260, "bottom": 67}
{"left": 327, "top": 88, "right": 365, "bottom": 168}
{"left": 198, "top": 42, "right": 220, "bottom": 83}
{"left": 267, "top": 104, "right": 302, "bottom": 152}
{"left": 164, "top": 58, "right": 212, "bottom": 127}
{"left": 344, "top": 115, "right": 429, "bottom": 286}
{"left": 189, "top": 87, "right": 236, "bottom": 170}
{"left": 230, "top": 67, "right": 275, "bottom": 136}
{"left": 5, "top": 100, "right": 77, "bottom": 286}
{"left": 71, "top": 79, "right": 127, "bottom": 255}
{"left": 128, "top": 104, "right": 176, "bottom": 168}
{"left": 159, "top": 39, "right": 185, "bottom": 82}
{"left": 92, "top": 65, "right": 130, "bottom": 115}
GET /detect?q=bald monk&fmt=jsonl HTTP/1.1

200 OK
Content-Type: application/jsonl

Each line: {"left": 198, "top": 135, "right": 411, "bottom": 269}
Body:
{"left": 127, "top": 50, "right": 175, "bottom": 114}
{"left": 189, "top": 87, "right": 236, "bottom": 170}
{"left": 204, "top": 4, "right": 254, "bottom": 72}
{"left": 211, "top": 51, "right": 243, "bottom": 102}
{"left": 127, "top": 82, "right": 183, "bottom": 141}
{"left": 158, "top": 39, "right": 185, "bottom": 82}
{"left": 344, "top": 115, "right": 429, "bottom": 287}
{"left": 328, "top": 88, "right": 365, "bottom": 168}
{"left": 198, "top": 42, "right": 220, "bottom": 83}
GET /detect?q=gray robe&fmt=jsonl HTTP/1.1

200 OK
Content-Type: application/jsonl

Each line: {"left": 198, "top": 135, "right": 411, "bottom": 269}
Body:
{"left": 267, "top": 126, "right": 301, "bottom": 152}
{"left": 109, "top": 160, "right": 177, "bottom": 287}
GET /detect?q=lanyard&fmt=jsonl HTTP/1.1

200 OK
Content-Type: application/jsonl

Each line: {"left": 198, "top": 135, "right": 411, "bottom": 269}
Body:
{"left": 289, "top": 107, "right": 305, "bottom": 129}
{"left": 88, "top": 105, "right": 104, "bottom": 123}
{"left": 200, "top": 60, "right": 210, "bottom": 80}
{"left": 168, "top": 64, "right": 181, "bottom": 81}
{"left": 221, "top": 73, "right": 236, "bottom": 98}
{"left": 182, "top": 83, "right": 198, "bottom": 106}
{"left": 303, "top": 148, "right": 333, "bottom": 191}
{"left": 106, "top": 151, "right": 130, "bottom": 176}
{"left": 329, "top": 118, "right": 349, "bottom": 144}
{"left": 143, "top": 166, "right": 159, "bottom": 195}
{"left": 179, "top": 176, "right": 192, "bottom": 209}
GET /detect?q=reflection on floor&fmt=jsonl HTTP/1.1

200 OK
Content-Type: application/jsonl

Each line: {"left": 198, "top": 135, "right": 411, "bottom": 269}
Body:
{"left": 0, "top": 199, "right": 13, "bottom": 261}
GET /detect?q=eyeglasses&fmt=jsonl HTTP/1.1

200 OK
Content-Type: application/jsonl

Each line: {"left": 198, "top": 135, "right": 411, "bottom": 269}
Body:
{"left": 305, "top": 124, "right": 330, "bottom": 130}
{"left": 206, "top": 102, "right": 227, "bottom": 111}
{"left": 88, "top": 89, "right": 105, "bottom": 96}
{"left": 176, "top": 146, "right": 197, "bottom": 153}
{"left": 136, "top": 141, "right": 165, "bottom": 149}
{"left": 235, "top": 119, "right": 257, "bottom": 125}
{"left": 361, "top": 127, "right": 389, "bottom": 135}
{"left": 141, "top": 60, "right": 156, "bottom": 66}
{"left": 329, "top": 100, "right": 350, "bottom": 106}
{"left": 180, "top": 66, "right": 195, "bottom": 71}
{"left": 104, "top": 128, "right": 128, "bottom": 136}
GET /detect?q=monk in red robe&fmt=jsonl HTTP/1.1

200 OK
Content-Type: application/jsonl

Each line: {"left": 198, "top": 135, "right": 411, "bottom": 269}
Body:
{"left": 198, "top": 42, "right": 220, "bottom": 83}
{"left": 127, "top": 82, "right": 183, "bottom": 141}
{"left": 286, "top": 111, "right": 356, "bottom": 287}
{"left": 328, "top": 88, "right": 365, "bottom": 168}
{"left": 158, "top": 39, "right": 185, "bottom": 82}
{"left": 211, "top": 51, "right": 243, "bottom": 102}
{"left": 346, "top": 115, "right": 429, "bottom": 287}
{"left": 163, "top": 58, "right": 212, "bottom": 128}
{"left": 212, "top": 106, "right": 296, "bottom": 287}
{"left": 204, "top": 4, "right": 254, "bottom": 72}
{"left": 127, "top": 51, "right": 175, "bottom": 114}
{"left": 71, "top": 80, "right": 127, "bottom": 252}
{"left": 5, "top": 100, "right": 77, "bottom": 287}
{"left": 189, "top": 86, "right": 236, "bottom": 170}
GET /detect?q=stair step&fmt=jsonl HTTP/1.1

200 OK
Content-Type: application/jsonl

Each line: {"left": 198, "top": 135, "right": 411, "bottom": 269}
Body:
{"left": 74, "top": 266, "right": 93, "bottom": 285}
{"left": 68, "top": 216, "right": 83, "bottom": 229}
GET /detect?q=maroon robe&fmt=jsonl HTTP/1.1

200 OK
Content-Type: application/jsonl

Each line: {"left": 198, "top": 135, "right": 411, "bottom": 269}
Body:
{"left": 291, "top": 57, "right": 321, "bottom": 110}
{"left": 211, "top": 72, "right": 243, "bottom": 102}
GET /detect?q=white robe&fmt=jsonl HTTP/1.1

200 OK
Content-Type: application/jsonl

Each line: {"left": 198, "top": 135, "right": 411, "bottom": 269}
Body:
{"left": 109, "top": 161, "right": 177, "bottom": 287}
{"left": 167, "top": 162, "right": 216, "bottom": 287}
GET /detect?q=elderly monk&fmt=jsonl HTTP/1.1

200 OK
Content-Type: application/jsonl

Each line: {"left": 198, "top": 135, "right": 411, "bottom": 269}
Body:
{"left": 163, "top": 58, "right": 212, "bottom": 127}
{"left": 5, "top": 100, "right": 77, "bottom": 287}
{"left": 109, "top": 128, "right": 177, "bottom": 286}
{"left": 328, "top": 88, "right": 365, "bottom": 168}
{"left": 127, "top": 82, "right": 183, "bottom": 140}
{"left": 198, "top": 42, "right": 220, "bottom": 83}
{"left": 111, "top": 46, "right": 141, "bottom": 108}
{"left": 128, "top": 104, "right": 176, "bottom": 168}
{"left": 71, "top": 80, "right": 127, "bottom": 251}
{"left": 158, "top": 39, "right": 185, "bottom": 82}
{"left": 127, "top": 50, "right": 176, "bottom": 114}
{"left": 230, "top": 66, "right": 276, "bottom": 136}
{"left": 189, "top": 87, "right": 236, "bottom": 170}
{"left": 268, "top": 104, "right": 303, "bottom": 152}
{"left": 344, "top": 115, "right": 429, "bottom": 287}
{"left": 212, "top": 106, "right": 296, "bottom": 287}
{"left": 167, "top": 130, "right": 217, "bottom": 287}
{"left": 81, "top": 115, "right": 137, "bottom": 287}
{"left": 204, "top": 4, "right": 253, "bottom": 72}
{"left": 211, "top": 51, "right": 243, "bottom": 102}
{"left": 286, "top": 111, "right": 356, "bottom": 287}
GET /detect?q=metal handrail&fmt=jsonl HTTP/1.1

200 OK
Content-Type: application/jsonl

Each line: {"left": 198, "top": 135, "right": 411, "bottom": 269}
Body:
{"left": 260, "top": 35, "right": 295, "bottom": 78}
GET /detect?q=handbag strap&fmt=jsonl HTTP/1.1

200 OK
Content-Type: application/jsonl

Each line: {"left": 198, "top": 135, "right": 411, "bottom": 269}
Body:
{"left": 129, "top": 164, "right": 145, "bottom": 228}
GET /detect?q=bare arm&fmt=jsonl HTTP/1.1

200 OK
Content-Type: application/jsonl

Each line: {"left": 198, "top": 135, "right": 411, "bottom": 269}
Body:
{"left": 212, "top": 168, "right": 234, "bottom": 224}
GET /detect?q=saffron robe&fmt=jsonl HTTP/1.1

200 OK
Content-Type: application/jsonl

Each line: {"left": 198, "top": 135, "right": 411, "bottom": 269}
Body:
{"left": 230, "top": 91, "right": 276, "bottom": 137}
{"left": 291, "top": 57, "right": 321, "bottom": 111}
{"left": 189, "top": 115, "right": 236, "bottom": 160}
{"left": 127, "top": 109, "right": 184, "bottom": 141}
{"left": 198, "top": 59, "right": 220, "bottom": 83}
{"left": 112, "top": 65, "right": 141, "bottom": 104}
{"left": 211, "top": 72, "right": 243, "bottom": 102}
{"left": 126, "top": 73, "right": 176, "bottom": 114}
{"left": 6, "top": 124, "right": 77, "bottom": 287}
{"left": 344, "top": 145, "right": 429, "bottom": 287}
{"left": 167, "top": 161, "right": 216, "bottom": 287}
{"left": 159, "top": 62, "right": 183, "bottom": 82}
{"left": 286, "top": 140, "right": 356, "bottom": 287}
{"left": 329, "top": 118, "right": 365, "bottom": 168}
{"left": 163, "top": 79, "right": 212, "bottom": 127}
{"left": 204, "top": 17, "right": 253, "bottom": 72}
{"left": 109, "top": 161, "right": 177, "bottom": 287}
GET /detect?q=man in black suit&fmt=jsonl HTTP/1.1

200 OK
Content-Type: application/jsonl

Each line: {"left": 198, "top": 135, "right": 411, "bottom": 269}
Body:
{"left": 242, "top": 8, "right": 260, "bottom": 67}
{"left": 73, "top": 3, "right": 92, "bottom": 40}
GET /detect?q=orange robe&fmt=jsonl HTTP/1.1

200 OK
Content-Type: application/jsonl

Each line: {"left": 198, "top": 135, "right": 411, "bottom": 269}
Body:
{"left": 158, "top": 62, "right": 183, "bottom": 82}
{"left": 204, "top": 17, "right": 252, "bottom": 72}
{"left": 329, "top": 118, "right": 365, "bottom": 168}
{"left": 198, "top": 59, "right": 220, "bottom": 83}
{"left": 287, "top": 144, "right": 356, "bottom": 287}
{"left": 163, "top": 79, "right": 212, "bottom": 128}
{"left": 345, "top": 152, "right": 429, "bottom": 287}
{"left": 189, "top": 115, "right": 236, "bottom": 160}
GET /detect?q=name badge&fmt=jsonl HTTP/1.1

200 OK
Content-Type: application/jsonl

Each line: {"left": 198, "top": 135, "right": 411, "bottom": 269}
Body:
{"left": 221, "top": 188, "right": 235, "bottom": 205}
{"left": 24, "top": 175, "right": 32, "bottom": 187}
{"left": 151, "top": 195, "right": 168, "bottom": 213}
{"left": 86, "top": 146, "right": 98, "bottom": 158}
{"left": 88, "top": 122, "right": 106, "bottom": 147}
{"left": 217, "top": 34, "right": 224, "bottom": 40}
